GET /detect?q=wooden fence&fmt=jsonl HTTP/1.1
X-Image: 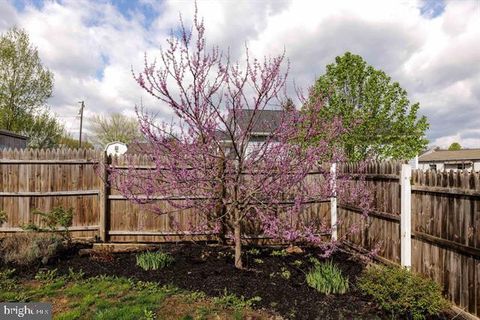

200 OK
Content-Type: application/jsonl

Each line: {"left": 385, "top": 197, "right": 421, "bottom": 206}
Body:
{"left": 0, "top": 149, "right": 479, "bottom": 317}
{"left": 338, "top": 161, "right": 480, "bottom": 318}
{"left": 0, "top": 148, "right": 330, "bottom": 243}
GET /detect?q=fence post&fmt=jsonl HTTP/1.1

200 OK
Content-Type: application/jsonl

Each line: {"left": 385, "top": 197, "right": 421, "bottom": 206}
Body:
{"left": 330, "top": 163, "right": 337, "bottom": 241}
{"left": 400, "top": 164, "right": 412, "bottom": 269}
{"left": 99, "top": 151, "right": 109, "bottom": 242}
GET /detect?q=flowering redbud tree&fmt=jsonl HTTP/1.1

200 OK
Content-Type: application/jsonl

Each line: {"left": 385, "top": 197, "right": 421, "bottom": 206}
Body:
{"left": 109, "top": 8, "right": 371, "bottom": 269}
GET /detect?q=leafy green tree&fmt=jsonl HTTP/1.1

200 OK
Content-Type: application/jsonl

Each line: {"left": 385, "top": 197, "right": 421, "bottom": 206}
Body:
{"left": 448, "top": 142, "right": 461, "bottom": 151}
{"left": 58, "top": 133, "right": 94, "bottom": 149}
{"left": 21, "top": 111, "right": 65, "bottom": 148}
{"left": 304, "top": 52, "right": 429, "bottom": 161}
{"left": 89, "top": 113, "right": 143, "bottom": 147}
{"left": 0, "top": 27, "right": 64, "bottom": 148}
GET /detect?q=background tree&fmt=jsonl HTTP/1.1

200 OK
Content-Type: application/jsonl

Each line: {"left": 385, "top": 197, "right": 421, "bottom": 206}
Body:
{"left": 89, "top": 113, "right": 143, "bottom": 147}
{"left": 21, "top": 111, "right": 65, "bottom": 148}
{"left": 304, "top": 52, "right": 429, "bottom": 161}
{"left": 448, "top": 142, "right": 461, "bottom": 151}
{"left": 0, "top": 27, "right": 64, "bottom": 148}
{"left": 109, "top": 9, "right": 370, "bottom": 269}
{"left": 58, "top": 133, "right": 94, "bottom": 149}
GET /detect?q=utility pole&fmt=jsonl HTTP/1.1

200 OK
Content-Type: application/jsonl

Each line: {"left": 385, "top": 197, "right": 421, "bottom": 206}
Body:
{"left": 78, "top": 101, "right": 85, "bottom": 148}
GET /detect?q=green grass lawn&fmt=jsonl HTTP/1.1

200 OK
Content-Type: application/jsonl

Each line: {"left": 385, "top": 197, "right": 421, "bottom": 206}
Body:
{"left": 0, "top": 269, "right": 270, "bottom": 320}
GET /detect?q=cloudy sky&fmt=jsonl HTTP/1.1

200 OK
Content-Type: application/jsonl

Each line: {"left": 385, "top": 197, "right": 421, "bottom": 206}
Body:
{"left": 1, "top": 0, "right": 479, "bottom": 148}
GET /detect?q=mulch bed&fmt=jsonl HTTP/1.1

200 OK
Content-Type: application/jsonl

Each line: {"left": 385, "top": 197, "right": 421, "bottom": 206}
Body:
{"left": 6, "top": 243, "right": 452, "bottom": 319}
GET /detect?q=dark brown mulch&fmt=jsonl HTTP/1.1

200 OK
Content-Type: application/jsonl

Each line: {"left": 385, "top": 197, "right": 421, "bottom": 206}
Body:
{"left": 5, "top": 243, "right": 456, "bottom": 320}
{"left": 9, "top": 243, "right": 389, "bottom": 319}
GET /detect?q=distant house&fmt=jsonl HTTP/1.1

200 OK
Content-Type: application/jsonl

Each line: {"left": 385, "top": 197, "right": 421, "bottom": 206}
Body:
{"left": 418, "top": 149, "right": 480, "bottom": 172}
{"left": 0, "top": 129, "right": 28, "bottom": 149}
{"left": 218, "top": 109, "right": 286, "bottom": 156}
{"left": 125, "top": 142, "right": 151, "bottom": 155}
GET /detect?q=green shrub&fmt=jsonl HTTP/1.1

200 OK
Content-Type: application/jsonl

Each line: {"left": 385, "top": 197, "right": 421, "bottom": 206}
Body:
{"left": 22, "top": 207, "right": 73, "bottom": 241}
{"left": 306, "top": 260, "right": 349, "bottom": 295}
{"left": 136, "top": 251, "right": 174, "bottom": 271}
{"left": 358, "top": 265, "right": 449, "bottom": 320}
{"left": 0, "top": 233, "right": 64, "bottom": 265}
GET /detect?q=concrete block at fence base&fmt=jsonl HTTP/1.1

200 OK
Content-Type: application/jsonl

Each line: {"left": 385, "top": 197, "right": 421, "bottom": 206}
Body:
{"left": 92, "top": 243, "right": 160, "bottom": 253}
{"left": 285, "top": 245, "right": 303, "bottom": 254}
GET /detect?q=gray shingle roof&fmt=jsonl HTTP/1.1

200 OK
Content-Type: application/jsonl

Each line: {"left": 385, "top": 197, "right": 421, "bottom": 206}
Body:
{"left": 232, "top": 109, "right": 285, "bottom": 134}
{"left": 418, "top": 149, "right": 480, "bottom": 162}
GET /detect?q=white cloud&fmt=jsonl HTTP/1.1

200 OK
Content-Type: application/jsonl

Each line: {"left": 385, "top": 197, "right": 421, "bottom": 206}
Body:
{"left": 1, "top": 0, "right": 479, "bottom": 149}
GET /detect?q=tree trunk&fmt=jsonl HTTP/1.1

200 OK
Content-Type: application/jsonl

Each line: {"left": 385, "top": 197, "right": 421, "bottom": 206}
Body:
{"left": 234, "top": 223, "right": 242, "bottom": 269}
{"left": 215, "top": 156, "right": 228, "bottom": 245}
{"left": 233, "top": 220, "right": 242, "bottom": 269}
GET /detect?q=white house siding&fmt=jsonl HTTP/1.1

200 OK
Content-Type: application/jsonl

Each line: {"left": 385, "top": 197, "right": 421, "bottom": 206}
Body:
{"left": 418, "top": 161, "right": 480, "bottom": 172}
{"left": 475, "top": 162, "right": 480, "bottom": 171}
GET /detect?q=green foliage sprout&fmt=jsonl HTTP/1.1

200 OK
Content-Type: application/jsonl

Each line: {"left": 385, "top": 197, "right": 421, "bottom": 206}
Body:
{"left": 306, "top": 260, "right": 349, "bottom": 295}
{"left": 22, "top": 207, "right": 73, "bottom": 241}
{"left": 136, "top": 251, "right": 174, "bottom": 271}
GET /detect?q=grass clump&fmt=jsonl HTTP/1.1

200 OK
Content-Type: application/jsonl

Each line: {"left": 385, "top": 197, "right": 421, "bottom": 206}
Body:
{"left": 358, "top": 265, "right": 449, "bottom": 320}
{"left": 136, "top": 251, "right": 174, "bottom": 271}
{"left": 306, "top": 260, "right": 349, "bottom": 295}
{"left": 0, "top": 233, "right": 64, "bottom": 265}
{"left": 213, "top": 289, "right": 262, "bottom": 310}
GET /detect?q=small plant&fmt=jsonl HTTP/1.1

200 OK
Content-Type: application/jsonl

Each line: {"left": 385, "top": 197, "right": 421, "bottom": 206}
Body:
{"left": 358, "top": 265, "right": 449, "bottom": 320}
{"left": 143, "top": 308, "right": 156, "bottom": 320}
{"left": 253, "top": 258, "right": 264, "bottom": 264}
{"left": 66, "top": 268, "right": 84, "bottom": 282}
{"left": 136, "top": 251, "right": 174, "bottom": 271}
{"left": 246, "top": 248, "right": 261, "bottom": 256}
{"left": 35, "top": 268, "right": 58, "bottom": 282}
{"left": 0, "top": 269, "right": 17, "bottom": 291}
{"left": 184, "top": 291, "right": 206, "bottom": 303}
{"left": 270, "top": 249, "right": 288, "bottom": 257}
{"left": 22, "top": 207, "right": 73, "bottom": 241}
{"left": 292, "top": 260, "right": 303, "bottom": 267}
{"left": 306, "top": 261, "right": 349, "bottom": 295}
{"left": 280, "top": 267, "right": 291, "bottom": 280}
{"left": 213, "top": 289, "right": 261, "bottom": 310}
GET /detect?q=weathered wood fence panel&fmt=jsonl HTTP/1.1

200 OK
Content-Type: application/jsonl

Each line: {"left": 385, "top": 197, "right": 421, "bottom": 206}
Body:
{"left": 338, "top": 161, "right": 480, "bottom": 317}
{"left": 411, "top": 169, "right": 480, "bottom": 316}
{"left": 0, "top": 148, "right": 102, "bottom": 239}
{"left": 338, "top": 161, "right": 402, "bottom": 263}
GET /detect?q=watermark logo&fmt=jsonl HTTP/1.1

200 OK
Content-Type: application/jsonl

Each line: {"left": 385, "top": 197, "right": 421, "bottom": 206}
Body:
{"left": 0, "top": 303, "right": 51, "bottom": 320}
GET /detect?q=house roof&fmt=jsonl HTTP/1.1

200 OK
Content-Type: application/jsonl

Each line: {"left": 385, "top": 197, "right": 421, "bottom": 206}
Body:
{"left": 125, "top": 142, "right": 152, "bottom": 155}
{"left": 0, "top": 129, "right": 28, "bottom": 140}
{"left": 233, "top": 109, "right": 285, "bottom": 135}
{"left": 418, "top": 149, "right": 480, "bottom": 162}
